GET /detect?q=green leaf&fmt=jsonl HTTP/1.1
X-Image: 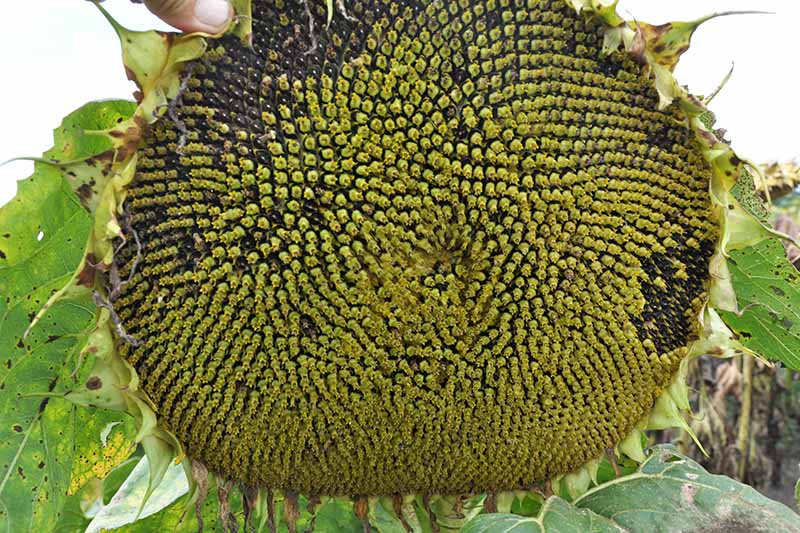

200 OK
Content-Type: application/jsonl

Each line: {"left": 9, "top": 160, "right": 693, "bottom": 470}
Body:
{"left": 0, "top": 100, "right": 136, "bottom": 531}
{"left": 509, "top": 494, "right": 543, "bottom": 518}
{"left": 462, "top": 498, "right": 623, "bottom": 533}
{"left": 464, "top": 447, "right": 800, "bottom": 532}
{"left": 0, "top": 186, "right": 89, "bottom": 528}
{"left": 574, "top": 445, "right": 800, "bottom": 532}
{"left": 124, "top": 488, "right": 366, "bottom": 533}
{"left": 720, "top": 239, "right": 800, "bottom": 370}
{"left": 795, "top": 476, "right": 799, "bottom": 509}
{"left": 52, "top": 479, "right": 102, "bottom": 533}
{"left": 264, "top": 494, "right": 363, "bottom": 533}
{"left": 0, "top": 167, "right": 90, "bottom": 530}
{"left": 305, "top": 498, "right": 364, "bottom": 532}
{"left": 369, "top": 498, "right": 417, "bottom": 533}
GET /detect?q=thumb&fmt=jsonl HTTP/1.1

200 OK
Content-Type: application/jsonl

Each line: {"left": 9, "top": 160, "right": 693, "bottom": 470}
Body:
{"left": 143, "top": 0, "right": 233, "bottom": 34}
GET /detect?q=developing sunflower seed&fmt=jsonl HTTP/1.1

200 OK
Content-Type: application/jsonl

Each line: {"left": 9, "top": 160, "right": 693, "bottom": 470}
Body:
{"left": 113, "top": 0, "right": 716, "bottom": 495}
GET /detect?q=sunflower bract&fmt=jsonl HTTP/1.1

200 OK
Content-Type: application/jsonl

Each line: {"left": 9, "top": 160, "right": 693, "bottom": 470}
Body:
{"left": 114, "top": 0, "right": 716, "bottom": 495}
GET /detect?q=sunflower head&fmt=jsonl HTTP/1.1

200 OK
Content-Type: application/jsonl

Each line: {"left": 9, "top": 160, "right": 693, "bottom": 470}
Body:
{"left": 103, "top": 0, "right": 722, "bottom": 497}
{"left": 39, "top": 0, "right": 773, "bottom": 526}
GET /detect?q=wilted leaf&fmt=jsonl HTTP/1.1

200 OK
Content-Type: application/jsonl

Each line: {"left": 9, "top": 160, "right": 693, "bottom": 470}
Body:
{"left": 720, "top": 239, "right": 800, "bottom": 370}
{"left": 631, "top": 12, "right": 767, "bottom": 73}
{"left": 86, "top": 455, "right": 188, "bottom": 532}
{"left": 124, "top": 486, "right": 367, "bottom": 533}
{"left": 574, "top": 445, "right": 800, "bottom": 532}
{"left": 110, "top": 474, "right": 243, "bottom": 533}
{"left": 764, "top": 161, "right": 800, "bottom": 201}
{"left": 95, "top": 3, "right": 207, "bottom": 123}
{"left": 101, "top": 456, "right": 140, "bottom": 505}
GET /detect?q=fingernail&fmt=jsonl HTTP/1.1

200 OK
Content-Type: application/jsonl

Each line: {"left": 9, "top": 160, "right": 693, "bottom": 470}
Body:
{"left": 194, "top": 0, "right": 232, "bottom": 29}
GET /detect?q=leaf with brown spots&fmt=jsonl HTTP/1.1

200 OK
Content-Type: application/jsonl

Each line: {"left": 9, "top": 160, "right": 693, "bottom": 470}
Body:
{"left": 14, "top": 100, "right": 138, "bottom": 214}
{"left": 633, "top": 11, "right": 769, "bottom": 72}
{"left": 721, "top": 239, "right": 800, "bottom": 370}
{"left": 67, "top": 416, "right": 137, "bottom": 497}
{"left": 0, "top": 100, "right": 135, "bottom": 531}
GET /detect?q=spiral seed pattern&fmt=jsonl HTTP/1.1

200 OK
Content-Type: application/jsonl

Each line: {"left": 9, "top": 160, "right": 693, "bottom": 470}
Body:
{"left": 115, "top": 0, "right": 716, "bottom": 495}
